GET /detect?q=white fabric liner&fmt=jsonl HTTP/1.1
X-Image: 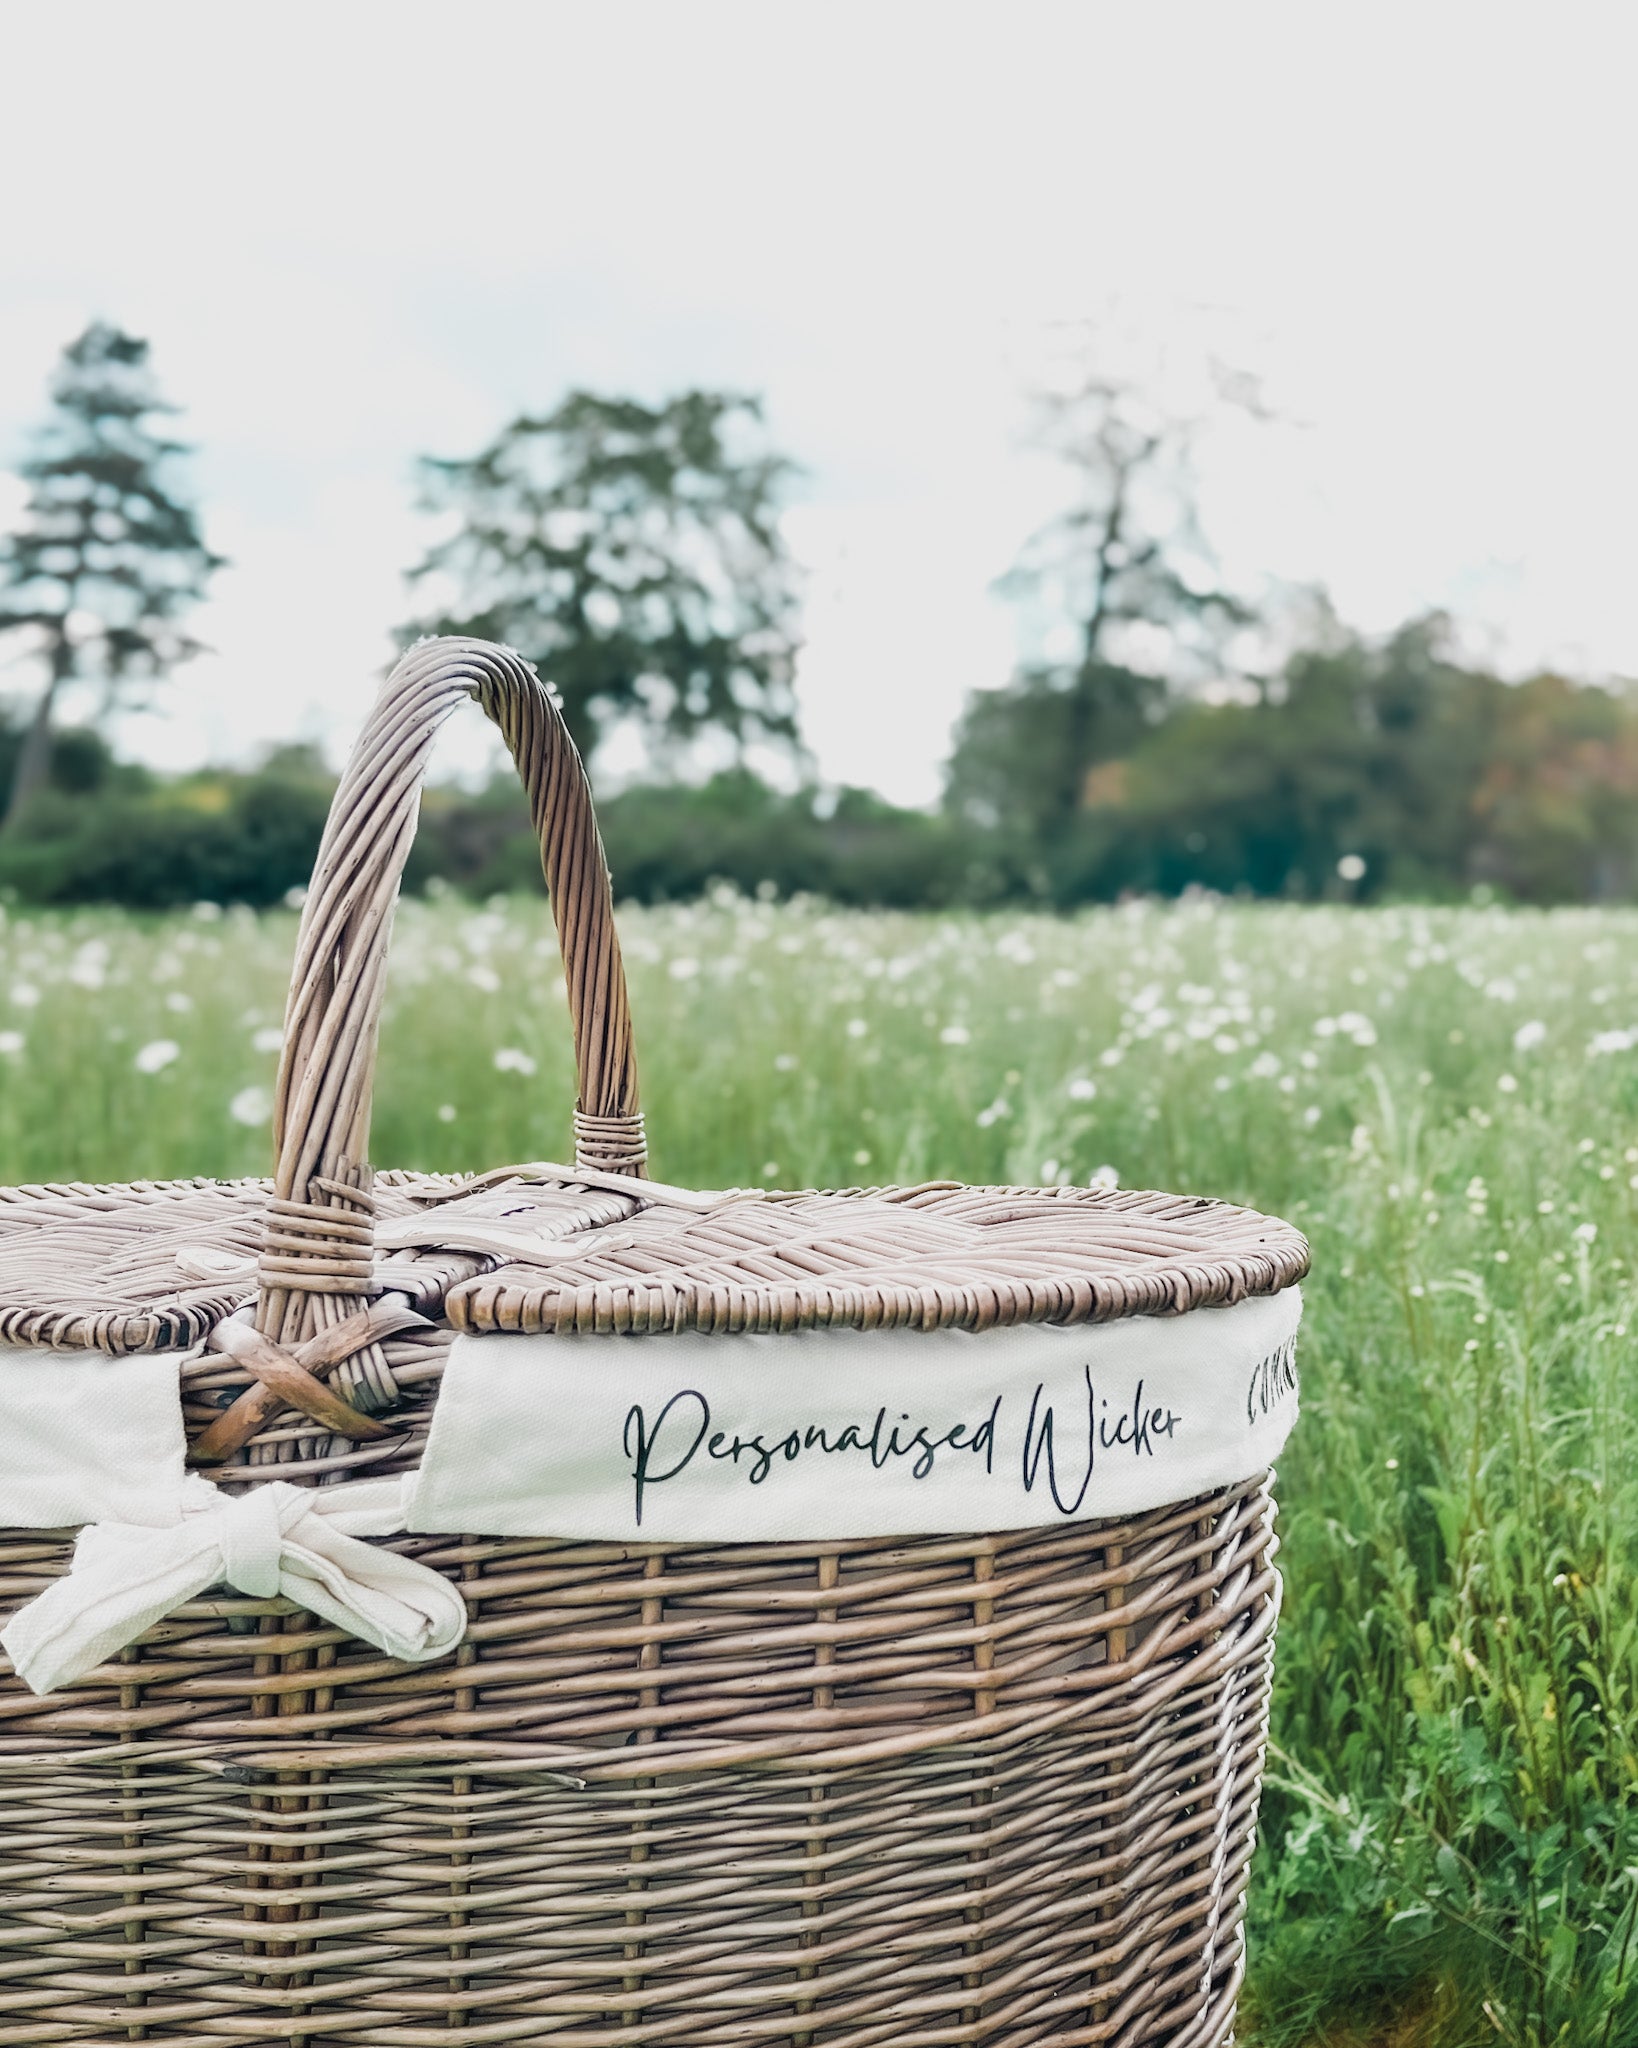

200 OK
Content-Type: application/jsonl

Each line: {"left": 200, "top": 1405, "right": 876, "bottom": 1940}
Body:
{"left": 0, "top": 1348, "right": 189, "bottom": 1528}
{"left": 0, "top": 1291, "right": 1299, "bottom": 1693}
{"left": 410, "top": 1288, "right": 1302, "bottom": 1543}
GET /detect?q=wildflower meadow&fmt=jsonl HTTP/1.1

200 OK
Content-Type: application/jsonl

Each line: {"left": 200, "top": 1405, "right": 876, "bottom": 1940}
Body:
{"left": 0, "top": 888, "right": 1635, "bottom": 2046}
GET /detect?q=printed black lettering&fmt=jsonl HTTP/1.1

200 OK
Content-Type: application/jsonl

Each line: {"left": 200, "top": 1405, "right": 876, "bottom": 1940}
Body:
{"left": 1022, "top": 1369, "right": 1096, "bottom": 1517}
{"left": 625, "top": 1390, "right": 711, "bottom": 1526}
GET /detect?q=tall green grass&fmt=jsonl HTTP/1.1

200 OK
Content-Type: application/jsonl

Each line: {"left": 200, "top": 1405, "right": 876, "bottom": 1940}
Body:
{"left": 0, "top": 888, "right": 1634, "bottom": 2045}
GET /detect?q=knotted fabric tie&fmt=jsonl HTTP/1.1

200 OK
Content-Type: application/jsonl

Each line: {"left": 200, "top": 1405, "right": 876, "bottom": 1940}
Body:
{"left": 1, "top": 1474, "right": 467, "bottom": 1696}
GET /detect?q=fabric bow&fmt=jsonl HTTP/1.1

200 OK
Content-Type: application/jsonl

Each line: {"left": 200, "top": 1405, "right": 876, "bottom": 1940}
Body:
{"left": 1, "top": 1473, "right": 467, "bottom": 1696}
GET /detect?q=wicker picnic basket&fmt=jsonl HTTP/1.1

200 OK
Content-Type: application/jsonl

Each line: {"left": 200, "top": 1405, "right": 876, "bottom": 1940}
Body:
{"left": 0, "top": 639, "right": 1308, "bottom": 2048}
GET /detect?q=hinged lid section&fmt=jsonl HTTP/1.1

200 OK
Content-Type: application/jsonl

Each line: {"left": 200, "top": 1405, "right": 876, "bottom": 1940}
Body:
{"left": 443, "top": 1174, "right": 1310, "bottom": 1338}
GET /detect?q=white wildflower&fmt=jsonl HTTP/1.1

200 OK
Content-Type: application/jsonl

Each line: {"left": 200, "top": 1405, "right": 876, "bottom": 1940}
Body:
{"left": 228, "top": 1085, "right": 272, "bottom": 1126}
{"left": 134, "top": 1039, "right": 180, "bottom": 1074}
{"left": 493, "top": 1047, "right": 538, "bottom": 1076}
{"left": 668, "top": 957, "right": 700, "bottom": 981}
{"left": 10, "top": 983, "right": 39, "bottom": 1009}
{"left": 1067, "top": 1076, "right": 1097, "bottom": 1101}
{"left": 939, "top": 1024, "right": 971, "bottom": 1046}
{"left": 1088, "top": 1163, "right": 1119, "bottom": 1190}
{"left": 252, "top": 1026, "right": 284, "bottom": 1055}
{"left": 1513, "top": 1019, "right": 1547, "bottom": 1052}
{"left": 466, "top": 963, "right": 501, "bottom": 994}
{"left": 846, "top": 1017, "right": 869, "bottom": 1038}
{"left": 0, "top": 1031, "right": 23, "bottom": 1056}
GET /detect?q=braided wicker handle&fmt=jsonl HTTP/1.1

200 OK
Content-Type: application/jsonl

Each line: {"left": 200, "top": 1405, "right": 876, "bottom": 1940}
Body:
{"left": 255, "top": 637, "right": 643, "bottom": 1357}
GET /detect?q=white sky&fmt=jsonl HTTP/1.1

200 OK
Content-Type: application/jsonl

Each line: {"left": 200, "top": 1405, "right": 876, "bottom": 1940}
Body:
{"left": 1, "top": 1, "right": 1635, "bottom": 803}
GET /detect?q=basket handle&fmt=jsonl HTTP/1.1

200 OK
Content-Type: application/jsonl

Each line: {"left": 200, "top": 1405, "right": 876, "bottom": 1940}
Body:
{"left": 255, "top": 636, "right": 643, "bottom": 1356}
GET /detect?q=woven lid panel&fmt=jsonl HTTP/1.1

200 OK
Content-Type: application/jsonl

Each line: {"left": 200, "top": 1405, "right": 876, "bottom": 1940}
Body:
{"left": 0, "top": 1173, "right": 457, "bottom": 1356}
{"left": 446, "top": 1177, "right": 1310, "bottom": 1338}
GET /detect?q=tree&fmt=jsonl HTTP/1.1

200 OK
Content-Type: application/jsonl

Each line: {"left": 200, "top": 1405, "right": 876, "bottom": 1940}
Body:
{"left": 401, "top": 390, "right": 802, "bottom": 767}
{"left": 0, "top": 323, "right": 223, "bottom": 830}
{"left": 946, "top": 353, "right": 1258, "bottom": 850}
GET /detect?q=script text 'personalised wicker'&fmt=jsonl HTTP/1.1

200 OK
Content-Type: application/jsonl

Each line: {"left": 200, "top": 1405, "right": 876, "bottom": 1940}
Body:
{"left": 0, "top": 637, "right": 1309, "bottom": 2048}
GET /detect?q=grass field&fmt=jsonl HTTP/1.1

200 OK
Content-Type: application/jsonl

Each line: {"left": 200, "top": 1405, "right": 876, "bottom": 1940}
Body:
{"left": 2, "top": 889, "right": 1637, "bottom": 2046}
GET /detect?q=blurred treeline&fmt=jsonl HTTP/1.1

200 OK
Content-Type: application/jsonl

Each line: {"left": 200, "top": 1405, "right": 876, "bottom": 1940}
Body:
{"left": 7, "top": 614, "right": 1638, "bottom": 908}
{"left": 5, "top": 323, "right": 1638, "bottom": 910}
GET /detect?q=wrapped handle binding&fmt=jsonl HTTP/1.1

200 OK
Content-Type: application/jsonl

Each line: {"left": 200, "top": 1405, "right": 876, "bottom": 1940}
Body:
{"left": 255, "top": 637, "right": 642, "bottom": 1365}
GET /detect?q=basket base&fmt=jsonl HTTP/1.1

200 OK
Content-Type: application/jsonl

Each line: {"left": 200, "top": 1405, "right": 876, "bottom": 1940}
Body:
{"left": 0, "top": 1485, "right": 1278, "bottom": 2046}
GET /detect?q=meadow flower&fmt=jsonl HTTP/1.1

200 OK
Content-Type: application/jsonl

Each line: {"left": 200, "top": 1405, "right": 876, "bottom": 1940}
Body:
{"left": 668, "top": 957, "right": 701, "bottom": 980}
{"left": 975, "top": 1099, "right": 1010, "bottom": 1128}
{"left": 228, "top": 1086, "right": 272, "bottom": 1126}
{"left": 166, "top": 991, "right": 193, "bottom": 1014}
{"left": 939, "top": 1024, "right": 971, "bottom": 1045}
{"left": 69, "top": 944, "right": 108, "bottom": 990}
{"left": 846, "top": 1018, "right": 869, "bottom": 1038}
{"left": 134, "top": 1039, "right": 180, "bottom": 1074}
{"left": 1588, "top": 1028, "right": 1638, "bottom": 1056}
{"left": 852, "top": 1148, "right": 872, "bottom": 1166}
{"left": 0, "top": 1031, "right": 23, "bottom": 1056}
{"left": 1067, "top": 1076, "right": 1097, "bottom": 1101}
{"left": 1088, "top": 1164, "right": 1119, "bottom": 1190}
{"left": 1574, "top": 1222, "right": 1598, "bottom": 1244}
{"left": 10, "top": 983, "right": 39, "bottom": 1008}
{"left": 437, "top": 1104, "right": 457, "bottom": 1122}
{"left": 251, "top": 1027, "right": 284, "bottom": 1054}
{"left": 493, "top": 1047, "right": 538, "bottom": 1076}
{"left": 466, "top": 964, "right": 501, "bottom": 993}
{"left": 1513, "top": 1019, "right": 1547, "bottom": 1051}
{"left": 1496, "top": 1072, "right": 1518, "bottom": 1093}
{"left": 773, "top": 1053, "right": 798, "bottom": 1071}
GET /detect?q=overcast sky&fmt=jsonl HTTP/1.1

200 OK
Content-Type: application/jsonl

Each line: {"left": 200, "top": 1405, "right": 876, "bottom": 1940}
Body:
{"left": 2, "top": 2, "right": 1634, "bottom": 802}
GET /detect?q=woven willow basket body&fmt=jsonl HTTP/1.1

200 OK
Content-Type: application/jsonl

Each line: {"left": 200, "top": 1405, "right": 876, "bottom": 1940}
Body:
{"left": 0, "top": 642, "right": 1308, "bottom": 2048}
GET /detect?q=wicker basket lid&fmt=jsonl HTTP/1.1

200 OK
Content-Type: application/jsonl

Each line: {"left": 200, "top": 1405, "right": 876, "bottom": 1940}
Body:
{"left": 0, "top": 1163, "right": 1307, "bottom": 1356}
{"left": 439, "top": 1170, "right": 1308, "bottom": 1337}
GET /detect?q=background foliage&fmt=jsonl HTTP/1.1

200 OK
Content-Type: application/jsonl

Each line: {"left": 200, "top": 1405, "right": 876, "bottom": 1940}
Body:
{"left": 7, "top": 615, "right": 1638, "bottom": 911}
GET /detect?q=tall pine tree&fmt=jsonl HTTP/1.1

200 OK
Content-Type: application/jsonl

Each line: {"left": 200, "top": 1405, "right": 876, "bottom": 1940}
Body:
{"left": 401, "top": 390, "right": 801, "bottom": 766}
{"left": 0, "top": 323, "right": 223, "bottom": 829}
